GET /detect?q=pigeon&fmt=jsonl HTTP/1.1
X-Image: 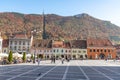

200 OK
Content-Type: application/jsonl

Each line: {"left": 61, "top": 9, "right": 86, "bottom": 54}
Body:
{"left": 38, "top": 73, "right": 41, "bottom": 76}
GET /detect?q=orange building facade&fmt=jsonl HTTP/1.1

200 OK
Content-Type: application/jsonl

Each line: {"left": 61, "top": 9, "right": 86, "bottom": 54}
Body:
{"left": 87, "top": 47, "right": 116, "bottom": 59}
{"left": 87, "top": 38, "right": 116, "bottom": 59}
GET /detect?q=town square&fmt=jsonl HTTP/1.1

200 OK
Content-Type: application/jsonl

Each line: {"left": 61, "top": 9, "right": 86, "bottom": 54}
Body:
{"left": 1, "top": 0, "right": 120, "bottom": 80}
{"left": 1, "top": 60, "right": 120, "bottom": 80}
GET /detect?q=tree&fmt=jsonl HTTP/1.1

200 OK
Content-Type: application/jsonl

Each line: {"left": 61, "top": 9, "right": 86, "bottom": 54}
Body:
{"left": 22, "top": 52, "right": 26, "bottom": 63}
{"left": 31, "top": 54, "right": 34, "bottom": 60}
{"left": 8, "top": 51, "right": 13, "bottom": 63}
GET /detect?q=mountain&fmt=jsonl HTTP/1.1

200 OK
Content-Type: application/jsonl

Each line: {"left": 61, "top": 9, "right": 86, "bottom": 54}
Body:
{"left": 0, "top": 12, "right": 120, "bottom": 41}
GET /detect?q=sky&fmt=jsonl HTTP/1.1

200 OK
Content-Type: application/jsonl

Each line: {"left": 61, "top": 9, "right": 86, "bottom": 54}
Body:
{"left": 0, "top": 0, "right": 120, "bottom": 26}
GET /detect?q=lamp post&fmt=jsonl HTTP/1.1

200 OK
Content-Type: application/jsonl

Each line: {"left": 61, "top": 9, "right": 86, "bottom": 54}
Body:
{"left": 31, "top": 29, "right": 37, "bottom": 63}
{"left": 31, "top": 29, "right": 40, "bottom": 63}
{"left": 33, "top": 49, "right": 36, "bottom": 63}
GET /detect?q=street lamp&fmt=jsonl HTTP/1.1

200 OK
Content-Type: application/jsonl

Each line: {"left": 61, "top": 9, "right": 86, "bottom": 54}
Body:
{"left": 33, "top": 49, "right": 36, "bottom": 63}
{"left": 31, "top": 28, "right": 42, "bottom": 63}
{"left": 31, "top": 29, "right": 37, "bottom": 63}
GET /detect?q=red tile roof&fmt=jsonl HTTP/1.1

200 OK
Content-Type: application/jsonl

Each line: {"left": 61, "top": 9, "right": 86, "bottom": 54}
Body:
{"left": 10, "top": 34, "right": 29, "bottom": 39}
{"left": 87, "top": 38, "right": 113, "bottom": 47}
{"left": 52, "top": 41, "right": 63, "bottom": 48}
{"left": 63, "top": 42, "right": 71, "bottom": 48}
{"left": 70, "top": 40, "right": 87, "bottom": 49}
{"left": 32, "top": 39, "right": 52, "bottom": 48}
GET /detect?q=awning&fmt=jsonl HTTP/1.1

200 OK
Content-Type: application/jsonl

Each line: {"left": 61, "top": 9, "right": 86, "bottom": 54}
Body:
{"left": 13, "top": 52, "right": 22, "bottom": 57}
{"left": 0, "top": 53, "right": 8, "bottom": 57}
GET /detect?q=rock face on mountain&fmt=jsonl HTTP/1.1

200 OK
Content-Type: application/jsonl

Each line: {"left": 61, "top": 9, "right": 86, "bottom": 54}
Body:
{"left": 0, "top": 12, "right": 120, "bottom": 40}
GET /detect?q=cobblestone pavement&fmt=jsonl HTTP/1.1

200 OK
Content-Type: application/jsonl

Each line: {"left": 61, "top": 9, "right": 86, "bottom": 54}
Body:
{"left": 0, "top": 60, "right": 120, "bottom": 80}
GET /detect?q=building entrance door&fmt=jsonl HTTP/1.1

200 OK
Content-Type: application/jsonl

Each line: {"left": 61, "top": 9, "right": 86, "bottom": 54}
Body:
{"left": 99, "top": 53, "right": 105, "bottom": 59}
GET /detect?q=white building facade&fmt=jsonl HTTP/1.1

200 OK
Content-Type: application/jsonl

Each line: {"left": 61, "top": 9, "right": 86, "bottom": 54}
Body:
{"left": 71, "top": 48, "right": 87, "bottom": 59}
{"left": 9, "top": 34, "right": 33, "bottom": 54}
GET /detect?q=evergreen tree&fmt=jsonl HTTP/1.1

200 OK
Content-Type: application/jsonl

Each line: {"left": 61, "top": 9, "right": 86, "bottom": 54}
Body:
{"left": 22, "top": 52, "right": 26, "bottom": 63}
{"left": 8, "top": 51, "right": 13, "bottom": 63}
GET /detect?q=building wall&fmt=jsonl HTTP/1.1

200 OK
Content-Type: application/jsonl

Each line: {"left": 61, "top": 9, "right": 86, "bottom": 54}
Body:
{"left": 52, "top": 48, "right": 64, "bottom": 55}
{"left": 2, "top": 47, "right": 9, "bottom": 53}
{"left": 0, "top": 38, "right": 3, "bottom": 53}
{"left": 9, "top": 39, "right": 31, "bottom": 53}
{"left": 87, "top": 47, "right": 116, "bottom": 59}
{"left": 71, "top": 48, "right": 87, "bottom": 59}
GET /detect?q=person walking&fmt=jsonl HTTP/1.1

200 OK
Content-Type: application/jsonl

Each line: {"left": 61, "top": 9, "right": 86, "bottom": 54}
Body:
{"left": 61, "top": 57, "right": 64, "bottom": 64}
{"left": 53, "top": 56, "right": 56, "bottom": 63}
{"left": 38, "top": 58, "right": 41, "bottom": 66}
{"left": 51, "top": 56, "right": 53, "bottom": 63}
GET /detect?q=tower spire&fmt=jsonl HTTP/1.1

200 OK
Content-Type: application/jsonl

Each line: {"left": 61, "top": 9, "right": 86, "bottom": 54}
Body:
{"left": 42, "top": 11, "right": 47, "bottom": 39}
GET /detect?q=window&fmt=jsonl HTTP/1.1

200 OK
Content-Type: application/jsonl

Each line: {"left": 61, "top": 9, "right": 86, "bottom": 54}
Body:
{"left": 33, "top": 44, "right": 36, "bottom": 47}
{"left": 93, "top": 49, "right": 96, "bottom": 52}
{"left": 101, "top": 49, "right": 103, "bottom": 52}
{"left": 18, "top": 46, "right": 21, "bottom": 50}
{"left": 104, "top": 49, "right": 106, "bottom": 52}
{"left": 19, "top": 41, "right": 21, "bottom": 45}
{"left": 69, "top": 50, "right": 71, "bottom": 53}
{"left": 22, "top": 46, "right": 26, "bottom": 50}
{"left": 10, "top": 41, "right": 12, "bottom": 45}
{"left": 50, "top": 50, "right": 52, "bottom": 52}
{"left": 74, "top": 51, "right": 77, "bottom": 53}
{"left": 27, "top": 47, "right": 29, "bottom": 50}
{"left": 112, "top": 50, "right": 114, "bottom": 52}
{"left": 44, "top": 50, "right": 46, "bottom": 52}
{"left": 72, "top": 50, "right": 74, "bottom": 53}
{"left": 66, "top": 50, "right": 67, "bottom": 53}
{"left": 83, "top": 51, "right": 86, "bottom": 53}
{"left": 44, "top": 44, "right": 46, "bottom": 47}
{"left": 28, "top": 42, "right": 30, "bottom": 45}
{"left": 14, "top": 46, "right": 17, "bottom": 50}
{"left": 53, "top": 50, "right": 55, "bottom": 52}
{"left": 79, "top": 51, "right": 81, "bottom": 53}
{"left": 61, "top": 49, "right": 63, "bottom": 53}
{"left": 4, "top": 50, "right": 7, "bottom": 53}
{"left": 38, "top": 44, "right": 41, "bottom": 47}
{"left": 40, "top": 50, "right": 41, "bottom": 52}
{"left": 90, "top": 49, "right": 92, "bottom": 52}
{"left": 108, "top": 49, "right": 110, "bottom": 52}
{"left": 57, "top": 49, "right": 59, "bottom": 52}
{"left": 10, "top": 46, "right": 12, "bottom": 49}
{"left": 15, "top": 41, "right": 17, "bottom": 45}
{"left": 97, "top": 49, "right": 99, "bottom": 52}
{"left": 23, "top": 41, "right": 25, "bottom": 45}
